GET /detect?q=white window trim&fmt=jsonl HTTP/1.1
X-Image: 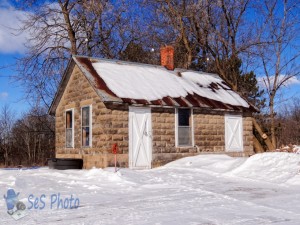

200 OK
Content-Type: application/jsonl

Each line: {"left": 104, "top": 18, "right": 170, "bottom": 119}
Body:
{"left": 65, "top": 108, "right": 74, "bottom": 148}
{"left": 81, "top": 105, "right": 92, "bottom": 148}
{"left": 175, "top": 108, "right": 194, "bottom": 147}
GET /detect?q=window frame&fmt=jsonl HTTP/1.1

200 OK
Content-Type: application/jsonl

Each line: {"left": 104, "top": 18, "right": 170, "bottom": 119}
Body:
{"left": 81, "top": 105, "right": 92, "bottom": 148}
{"left": 65, "top": 108, "right": 74, "bottom": 148}
{"left": 175, "top": 108, "right": 194, "bottom": 147}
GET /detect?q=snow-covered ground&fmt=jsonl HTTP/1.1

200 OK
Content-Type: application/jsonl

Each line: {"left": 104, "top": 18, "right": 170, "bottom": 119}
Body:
{"left": 1, "top": 152, "right": 300, "bottom": 225}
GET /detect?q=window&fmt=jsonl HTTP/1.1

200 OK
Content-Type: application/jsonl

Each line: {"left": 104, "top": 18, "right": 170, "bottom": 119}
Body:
{"left": 176, "top": 108, "right": 193, "bottom": 146}
{"left": 82, "top": 106, "right": 92, "bottom": 147}
{"left": 66, "top": 109, "right": 74, "bottom": 148}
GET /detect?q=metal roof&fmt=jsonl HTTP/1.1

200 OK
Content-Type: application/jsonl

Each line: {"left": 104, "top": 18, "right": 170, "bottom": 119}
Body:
{"left": 49, "top": 56, "right": 258, "bottom": 115}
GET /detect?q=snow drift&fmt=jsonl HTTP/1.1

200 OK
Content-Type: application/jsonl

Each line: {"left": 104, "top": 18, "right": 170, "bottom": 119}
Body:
{"left": 230, "top": 152, "right": 300, "bottom": 184}
{"left": 165, "top": 152, "right": 300, "bottom": 184}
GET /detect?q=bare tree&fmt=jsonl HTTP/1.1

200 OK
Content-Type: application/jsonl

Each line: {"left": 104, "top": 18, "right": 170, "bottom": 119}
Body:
{"left": 257, "top": 0, "right": 300, "bottom": 147}
{"left": 12, "top": 106, "right": 55, "bottom": 165}
{"left": 0, "top": 105, "right": 15, "bottom": 166}
{"left": 13, "top": 0, "right": 136, "bottom": 108}
{"left": 143, "top": 0, "right": 198, "bottom": 69}
{"left": 277, "top": 98, "right": 300, "bottom": 146}
{"left": 198, "top": 0, "right": 254, "bottom": 91}
{"left": 146, "top": 0, "right": 263, "bottom": 91}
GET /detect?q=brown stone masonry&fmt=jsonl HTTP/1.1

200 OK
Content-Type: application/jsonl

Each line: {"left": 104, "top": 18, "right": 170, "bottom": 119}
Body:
{"left": 55, "top": 65, "right": 129, "bottom": 169}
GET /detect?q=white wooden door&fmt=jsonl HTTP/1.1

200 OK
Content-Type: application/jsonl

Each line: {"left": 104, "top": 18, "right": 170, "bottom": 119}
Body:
{"left": 225, "top": 114, "right": 243, "bottom": 151}
{"left": 129, "top": 107, "right": 152, "bottom": 169}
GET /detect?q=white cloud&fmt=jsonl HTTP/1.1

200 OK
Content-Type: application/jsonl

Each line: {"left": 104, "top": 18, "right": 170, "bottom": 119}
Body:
{"left": 257, "top": 75, "right": 300, "bottom": 89}
{"left": 0, "top": 2, "right": 71, "bottom": 55}
{"left": 0, "top": 92, "right": 8, "bottom": 99}
{"left": 0, "top": 4, "right": 29, "bottom": 54}
{"left": 284, "top": 76, "right": 300, "bottom": 86}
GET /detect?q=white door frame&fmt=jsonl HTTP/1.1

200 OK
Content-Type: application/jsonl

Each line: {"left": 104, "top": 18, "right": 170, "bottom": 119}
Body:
{"left": 129, "top": 107, "right": 152, "bottom": 169}
{"left": 225, "top": 114, "right": 243, "bottom": 152}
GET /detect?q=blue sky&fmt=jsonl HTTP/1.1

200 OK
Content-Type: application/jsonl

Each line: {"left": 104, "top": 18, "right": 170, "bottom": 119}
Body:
{"left": 0, "top": 53, "right": 30, "bottom": 117}
{"left": 0, "top": 1, "right": 299, "bottom": 117}
{"left": 0, "top": 1, "right": 30, "bottom": 117}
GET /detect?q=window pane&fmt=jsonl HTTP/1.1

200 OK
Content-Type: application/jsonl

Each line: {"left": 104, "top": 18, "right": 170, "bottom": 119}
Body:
{"left": 178, "top": 109, "right": 190, "bottom": 126}
{"left": 82, "top": 127, "right": 90, "bottom": 146}
{"left": 66, "top": 111, "right": 72, "bottom": 128}
{"left": 82, "top": 106, "right": 91, "bottom": 147}
{"left": 66, "top": 129, "right": 72, "bottom": 147}
{"left": 178, "top": 127, "right": 192, "bottom": 146}
{"left": 66, "top": 110, "right": 73, "bottom": 148}
{"left": 82, "top": 107, "right": 90, "bottom": 126}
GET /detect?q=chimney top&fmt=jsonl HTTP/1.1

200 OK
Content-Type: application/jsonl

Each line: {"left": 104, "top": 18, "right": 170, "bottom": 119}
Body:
{"left": 160, "top": 46, "right": 174, "bottom": 70}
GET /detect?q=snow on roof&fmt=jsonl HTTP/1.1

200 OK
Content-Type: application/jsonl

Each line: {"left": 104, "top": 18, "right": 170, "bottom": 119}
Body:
{"left": 91, "top": 61, "right": 249, "bottom": 108}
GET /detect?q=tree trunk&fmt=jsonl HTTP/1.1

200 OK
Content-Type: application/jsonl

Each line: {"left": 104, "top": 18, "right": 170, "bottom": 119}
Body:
{"left": 252, "top": 118, "right": 275, "bottom": 151}
{"left": 60, "top": 1, "right": 77, "bottom": 55}
{"left": 182, "top": 33, "right": 192, "bottom": 69}
{"left": 269, "top": 94, "right": 277, "bottom": 148}
{"left": 253, "top": 136, "right": 264, "bottom": 153}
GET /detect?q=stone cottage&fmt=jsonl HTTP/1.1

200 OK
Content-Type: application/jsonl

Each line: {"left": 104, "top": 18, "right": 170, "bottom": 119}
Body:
{"left": 49, "top": 46, "right": 257, "bottom": 169}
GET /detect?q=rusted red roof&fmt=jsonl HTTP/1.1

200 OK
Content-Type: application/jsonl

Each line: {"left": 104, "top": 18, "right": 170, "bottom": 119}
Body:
{"left": 49, "top": 56, "right": 258, "bottom": 115}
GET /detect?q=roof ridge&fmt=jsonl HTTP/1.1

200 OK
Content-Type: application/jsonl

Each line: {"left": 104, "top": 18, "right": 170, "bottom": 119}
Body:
{"left": 73, "top": 55, "right": 223, "bottom": 78}
{"left": 72, "top": 55, "right": 167, "bottom": 70}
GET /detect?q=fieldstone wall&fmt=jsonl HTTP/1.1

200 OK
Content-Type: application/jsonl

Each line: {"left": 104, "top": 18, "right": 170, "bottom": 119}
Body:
{"left": 242, "top": 115, "right": 254, "bottom": 156}
{"left": 55, "top": 65, "right": 129, "bottom": 169}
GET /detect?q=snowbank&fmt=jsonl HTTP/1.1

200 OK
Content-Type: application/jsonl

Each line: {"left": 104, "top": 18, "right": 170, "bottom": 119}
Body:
{"left": 165, "top": 152, "right": 300, "bottom": 184}
{"left": 232, "top": 152, "right": 300, "bottom": 183}
{"left": 164, "top": 154, "right": 246, "bottom": 174}
{"left": 293, "top": 145, "right": 300, "bottom": 154}
{"left": 82, "top": 168, "right": 123, "bottom": 182}
{"left": 230, "top": 152, "right": 300, "bottom": 184}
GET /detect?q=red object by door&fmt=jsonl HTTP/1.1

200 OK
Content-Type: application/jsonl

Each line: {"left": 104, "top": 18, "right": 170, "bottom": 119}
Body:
{"left": 112, "top": 143, "right": 118, "bottom": 154}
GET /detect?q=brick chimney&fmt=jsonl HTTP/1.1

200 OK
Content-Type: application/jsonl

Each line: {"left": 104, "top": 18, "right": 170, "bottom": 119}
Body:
{"left": 160, "top": 45, "right": 174, "bottom": 70}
